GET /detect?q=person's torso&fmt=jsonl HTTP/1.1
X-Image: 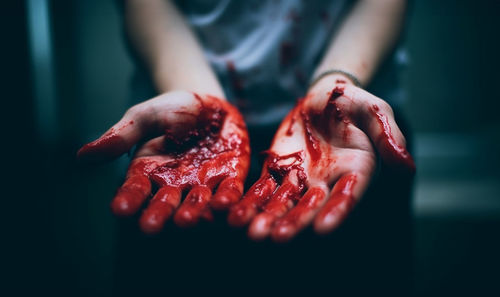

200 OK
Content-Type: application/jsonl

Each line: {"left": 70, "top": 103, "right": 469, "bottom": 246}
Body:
{"left": 131, "top": 0, "right": 407, "bottom": 127}
{"left": 174, "top": 0, "right": 349, "bottom": 125}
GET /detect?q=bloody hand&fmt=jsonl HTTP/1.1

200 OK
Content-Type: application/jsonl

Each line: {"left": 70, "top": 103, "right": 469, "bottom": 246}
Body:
{"left": 228, "top": 79, "right": 415, "bottom": 242}
{"left": 77, "top": 91, "right": 250, "bottom": 234}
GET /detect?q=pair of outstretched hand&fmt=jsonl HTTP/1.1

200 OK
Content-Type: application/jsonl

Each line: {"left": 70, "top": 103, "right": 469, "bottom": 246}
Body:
{"left": 77, "top": 80, "right": 415, "bottom": 242}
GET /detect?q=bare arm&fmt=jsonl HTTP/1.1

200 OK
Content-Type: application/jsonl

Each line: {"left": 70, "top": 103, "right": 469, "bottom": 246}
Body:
{"left": 229, "top": 0, "right": 414, "bottom": 241}
{"left": 124, "top": 0, "right": 225, "bottom": 97}
{"left": 312, "top": 0, "right": 407, "bottom": 88}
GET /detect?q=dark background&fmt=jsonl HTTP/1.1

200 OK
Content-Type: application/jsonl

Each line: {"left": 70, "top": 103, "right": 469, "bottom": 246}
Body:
{"left": 2, "top": 0, "right": 500, "bottom": 296}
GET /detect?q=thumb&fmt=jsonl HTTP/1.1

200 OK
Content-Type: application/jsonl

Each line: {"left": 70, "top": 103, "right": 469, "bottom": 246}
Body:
{"left": 77, "top": 113, "right": 144, "bottom": 163}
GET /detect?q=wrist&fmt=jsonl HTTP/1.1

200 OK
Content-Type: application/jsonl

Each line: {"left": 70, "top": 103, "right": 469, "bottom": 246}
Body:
{"left": 153, "top": 67, "right": 227, "bottom": 100}
{"left": 307, "top": 72, "right": 357, "bottom": 95}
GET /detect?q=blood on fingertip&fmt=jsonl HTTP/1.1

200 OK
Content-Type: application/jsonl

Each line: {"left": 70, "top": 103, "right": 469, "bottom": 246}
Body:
{"left": 271, "top": 221, "right": 295, "bottom": 243}
{"left": 174, "top": 185, "right": 212, "bottom": 227}
{"left": 174, "top": 210, "right": 195, "bottom": 227}
{"left": 139, "top": 186, "right": 181, "bottom": 233}
{"left": 77, "top": 133, "right": 128, "bottom": 163}
{"left": 211, "top": 178, "right": 243, "bottom": 210}
{"left": 227, "top": 175, "right": 277, "bottom": 227}
{"left": 315, "top": 174, "right": 357, "bottom": 234}
{"left": 370, "top": 104, "right": 416, "bottom": 173}
{"left": 77, "top": 118, "right": 140, "bottom": 162}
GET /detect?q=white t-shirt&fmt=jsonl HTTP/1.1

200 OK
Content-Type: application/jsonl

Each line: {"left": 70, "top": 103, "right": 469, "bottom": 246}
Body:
{"left": 132, "top": 0, "right": 407, "bottom": 126}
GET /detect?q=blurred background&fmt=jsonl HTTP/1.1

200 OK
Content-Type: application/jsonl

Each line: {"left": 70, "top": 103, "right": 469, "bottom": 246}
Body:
{"left": 2, "top": 0, "right": 500, "bottom": 296}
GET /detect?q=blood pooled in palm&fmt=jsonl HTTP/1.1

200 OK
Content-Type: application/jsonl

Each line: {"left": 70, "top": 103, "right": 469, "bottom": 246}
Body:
{"left": 136, "top": 94, "right": 250, "bottom": 191}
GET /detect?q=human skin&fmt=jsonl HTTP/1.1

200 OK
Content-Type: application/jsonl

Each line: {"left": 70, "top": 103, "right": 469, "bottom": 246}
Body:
{"left": 77, "top": 91, "right": 250, "bottom": 234}
{"left": 228, "top": 76, "right": 414, "bottom": 242}
{"left": 78, "top": 0, "right": 250, "bottom": 233}
{"left": 80, "top": 0, "right": 412, "bottom": 238}
{"left": 225, "top": 0, "right": 411, "bottom": 241}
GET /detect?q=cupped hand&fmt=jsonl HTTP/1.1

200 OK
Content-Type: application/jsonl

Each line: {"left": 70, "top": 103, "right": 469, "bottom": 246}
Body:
{"left": 77, "top": 91, "right": 250, "bottom": 234}
{"left": 228, "top": 77, "right": 415, "bottom": 242}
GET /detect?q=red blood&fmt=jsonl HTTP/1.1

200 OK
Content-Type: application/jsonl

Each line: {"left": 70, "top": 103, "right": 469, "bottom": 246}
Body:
{"left": 310, "top": 85, "right": 351, "bottom": 143}
{"left": 227, "top": 175, "right": 277, "bottom": 227}
{"left": 174, "top": 185, "right": 212, "bottom": 227}
{"left": 139, "top": 96, "right": 249, "bottom": 192}
{"left": 111, "top": 175, "right": 151, "bottom": 216}
{"left": 139, "top": 186, "right": 181, "bottom": 234}
{"left": 247, "top": 181, "right": 303, "bottom": 241}
{"left": 281, "top": 86, "right": 352, "bottom": 165}
{"left": 264, "top": 150, "right": 306, "bottom": 191}
{"left": 236, "top": 149, "right": 309, "bottom": 231}
{"left": 328, "top": 174, "right": 357, "bottom": 210}
{"left": 272, "top": 187, "right": 327, "bottom": 242}
{"left": 323, "top": 86, "right": 350, "bottom": 142}
{"left": 226, "top": 60, "right": 236, "bottom": 72}
{"left": 211, "top": 177, "right": 244, "bottom": 210}
{"left": 263, "top": 182, "right": 301, "bottom": 213}
{"left": 300, "top": 110, "right": 322, "bottom": 162}
{"left": 370, "top": 104, "right": 416, "bottom": 172}
{"left": 285, "top": 114, "right": 296, "bottom": 136}
{"left": 226, "top": 60, "right": 244, "bottom": 92}
{"left": 284, "top": 96, "right": 307, "bottom": 136}
{"left": 77, "top": 133, "right": 128, "bottom": 163}
{"left": 229, "top": 147, "right": 310, "bottom": 229}
{"left": 315, "top": 174, "right": 357, "bottom": 233}
{"left": 329, "top": 85, "right": 345, "bottom": 101}
{"left": 78, "top": 119, "right": 139, "bottom": 162}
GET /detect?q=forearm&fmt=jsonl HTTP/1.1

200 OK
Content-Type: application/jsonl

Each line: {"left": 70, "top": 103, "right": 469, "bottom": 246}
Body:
{"left": 124, "top": 0, "right": 225, "bottom": 98}
{"left": 312, "top": 0, "right": 407, "bottom": 88}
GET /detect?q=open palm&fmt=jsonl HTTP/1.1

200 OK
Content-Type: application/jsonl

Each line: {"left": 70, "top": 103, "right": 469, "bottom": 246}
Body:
{"left": 228, "top": 80, "right": 415, "bottom": 242}
{"left": 78, "top": 91, "right": 250, "bottom": 234}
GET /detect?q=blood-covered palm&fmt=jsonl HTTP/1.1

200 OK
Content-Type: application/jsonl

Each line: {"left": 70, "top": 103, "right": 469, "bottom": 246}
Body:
{"left": 229, "top": 80, "right": 414, "bottom": 242}
{"left": 132, "top": 96, "right": 247, "bottom": 190}
{"left": 78, "top": 93, "right": 250, "bottom": 234}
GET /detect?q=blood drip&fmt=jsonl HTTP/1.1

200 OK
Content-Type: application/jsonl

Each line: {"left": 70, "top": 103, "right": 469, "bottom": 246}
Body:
{"left": 370, "top": 104, "right": 415, "bottom": 172}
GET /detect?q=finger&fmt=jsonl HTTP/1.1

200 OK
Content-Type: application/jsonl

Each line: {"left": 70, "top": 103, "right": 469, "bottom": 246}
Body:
{"left": 173, "top": 185, "right": 212, "bottom": 227}
{"left": 271, "top": 186, "right": 328, "bottom": 242}
{"left": 77, "top": 93, "right": 204, "bottom": 163}
{"left": 139, "top": 186, "right": 181, "bottom": 234}
{"left": 314, "top": 173, "right": 366, "bottom": 234}
{"left": 339, "top": 86, "right": 415, "bottom": 172}
{"left": 200, "top": 208, "right": 214, "bottom": 222}
{"left": 362, "top": 101, "right": 415, "bottom": 173}
{"left": 110, "top": 175, "right": 151, "bottom": 216}
{"left": 77, "top": 116, "right": 143, "bottom": 163}
{"left": 248, "top": 181, "right": 301, "bottom": 241}
{"left": 210, "top": 177, "right": 244, "bottom": 211}
{"left": 227, "top": 175, "right": 277, "bottom": 227}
